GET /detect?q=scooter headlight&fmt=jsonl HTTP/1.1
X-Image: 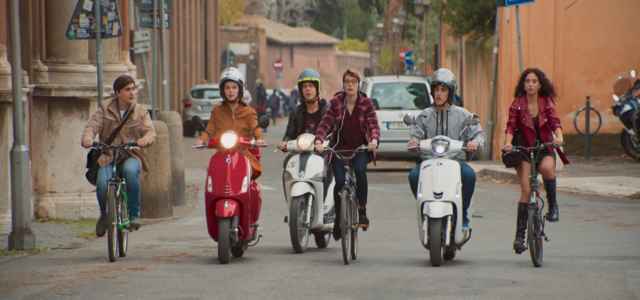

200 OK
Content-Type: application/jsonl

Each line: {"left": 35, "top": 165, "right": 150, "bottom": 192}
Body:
{"left": 432, "top": 139, "right": 449, "bottom": 155}
{"left": 296, "top": 133, "right": 316, "bottom": 152}
{"left": 220, "top": 131, "right": 238, "bottom": 149}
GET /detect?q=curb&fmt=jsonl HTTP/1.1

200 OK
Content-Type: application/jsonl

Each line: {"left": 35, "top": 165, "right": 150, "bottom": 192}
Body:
{"left": 473, "top": 164, "right": 640, "bottom": 200}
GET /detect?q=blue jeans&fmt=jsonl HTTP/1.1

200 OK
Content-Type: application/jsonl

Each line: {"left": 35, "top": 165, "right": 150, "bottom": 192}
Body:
{"left": 332, "top": 152, "right": 369, "bottom": 208}
{"left": 408, "top": 160, "right": 476, "bottom": 226}
{"left": 96, "top": 157, "right": 141, "bottom": 219}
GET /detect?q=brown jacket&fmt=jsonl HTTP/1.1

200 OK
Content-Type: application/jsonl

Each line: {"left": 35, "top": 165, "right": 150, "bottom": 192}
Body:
{"left": 81, "top": 99, "right": 156, "bottom": 171}
{"left": 200, "top": 101, "right": 263, "bottom": 177}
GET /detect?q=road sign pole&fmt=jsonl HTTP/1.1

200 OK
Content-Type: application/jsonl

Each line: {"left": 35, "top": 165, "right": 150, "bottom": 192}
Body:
{"left": 96, "top": 0, "right": 104, "bottom": 107}
{"left": 151, "top": 0, "right": 159, "bottom": 118}
{"left": 515, "top": 5, "right": 524, "bottom": 73}
{"left": 160, "top": 0, "right": 170, "bottom": 111}
{"left": 8, "top": 0, "right": 35, "bottom": 251}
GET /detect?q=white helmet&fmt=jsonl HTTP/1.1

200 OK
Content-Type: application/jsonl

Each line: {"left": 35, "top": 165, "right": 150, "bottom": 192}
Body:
{"left": 219, "top": 67, "right": 245, "bottom": 101}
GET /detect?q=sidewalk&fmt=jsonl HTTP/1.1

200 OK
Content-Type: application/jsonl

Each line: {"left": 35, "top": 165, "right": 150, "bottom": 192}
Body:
{"left": 472, "top": 155, "right": 640, "bottom": 199}
{"left": 0, "top": 168, "right": 204, "bottom": 259}
{"left": 371, "top": 155, "right": 640, "bottom": 200}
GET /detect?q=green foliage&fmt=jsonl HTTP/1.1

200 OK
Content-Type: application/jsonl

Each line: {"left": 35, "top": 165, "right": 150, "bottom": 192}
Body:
{"left": 432, "top": 0, "right": 497, "bottom": 39}
{"left": 219, "top": 0, "right": 246, "bottom": 26}
{"left": 311, "top": 0, "right": 379, "bottom": 40}
{"left": 378, "top": 45, "right": 394, "bottom": 74}
{"left": 337, "top": 39, "right": 369, "bottom": 52}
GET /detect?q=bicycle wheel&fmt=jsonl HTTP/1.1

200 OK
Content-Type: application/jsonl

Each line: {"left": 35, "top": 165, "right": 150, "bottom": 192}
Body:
{"left": 106, "top": 185, "right": 118, "bottom": 262}
{"left": 340, "top": 189, "right": 352, "bottom": 265}
{"left": 117, "top": 195, "right": 128, "bottom": 258}
{"left": 289, "top": 195, "right": 311, "bottom": 253}
{"left": 350, "top": 197, "right": 358, "bottom": 260}
{"left": 528, "top": 202, "right": 544, "bottom": 267}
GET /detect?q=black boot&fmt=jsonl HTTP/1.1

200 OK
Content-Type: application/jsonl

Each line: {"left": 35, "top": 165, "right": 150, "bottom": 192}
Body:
{"left": 544, "top": 178, "right": 559, "bottom": 222}
{"left": 513, "top": 203, "right": 528, "bottom": 254}
{"left": 358, "top": 208, "right": 369, "bottom": 231}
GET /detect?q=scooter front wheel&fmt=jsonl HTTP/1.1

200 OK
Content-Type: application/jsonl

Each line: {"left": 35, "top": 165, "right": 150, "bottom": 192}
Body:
{"left": 218, "top": 218, "right": 231, "bottom": 264}
{"left": 289, "top": 195, "right": 311, "bottom": 253}
{"left": 428, "top": 218, "right": 444, "bottom": 267}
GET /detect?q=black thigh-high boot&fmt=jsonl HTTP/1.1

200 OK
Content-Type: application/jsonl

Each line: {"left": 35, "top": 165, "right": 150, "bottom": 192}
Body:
{"left": 513, "top": 203, "right": 528, "bottom": 254}
{"left": 544, "top": 178, "right": 559, "bottom": 222}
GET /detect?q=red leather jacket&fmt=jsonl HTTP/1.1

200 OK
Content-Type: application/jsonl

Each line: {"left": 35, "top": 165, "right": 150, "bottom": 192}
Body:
{"left": 505, "top": 96, "right": 570, "bottom": 164}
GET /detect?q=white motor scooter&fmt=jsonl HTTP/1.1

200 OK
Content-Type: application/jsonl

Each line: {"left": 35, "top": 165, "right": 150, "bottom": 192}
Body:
{"left": 281, "top": 133, "right": 335, "bottom": 253}
{"left": 407, "top": 120, "right": 472, "bottom": 266}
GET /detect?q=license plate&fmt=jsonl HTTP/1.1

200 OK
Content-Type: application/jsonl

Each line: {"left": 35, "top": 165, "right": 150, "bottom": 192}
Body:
{"left": 387, "top": 121, "right": 408, "bottom": 130}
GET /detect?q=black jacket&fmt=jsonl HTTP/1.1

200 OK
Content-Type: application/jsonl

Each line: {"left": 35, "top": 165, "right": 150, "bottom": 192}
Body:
{"left": 282, "top": 99, "right": 328, "bottom": 141}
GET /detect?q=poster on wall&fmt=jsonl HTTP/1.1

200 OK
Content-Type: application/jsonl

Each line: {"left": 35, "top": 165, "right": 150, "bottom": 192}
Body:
{"left": 66, "top": 0, "right": 122, "bottom": 40}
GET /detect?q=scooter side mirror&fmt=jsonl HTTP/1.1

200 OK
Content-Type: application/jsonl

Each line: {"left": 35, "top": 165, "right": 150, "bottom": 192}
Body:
{"left": 403, "top": 114, "right": 416, "bottom": 126}
{"left": 613, "top": 94, "right": 620, "bottom": 102}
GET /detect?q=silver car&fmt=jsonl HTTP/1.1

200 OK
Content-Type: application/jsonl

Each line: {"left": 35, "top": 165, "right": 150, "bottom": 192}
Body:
{"left": 360, "top": 75, "right": 433, "bottom": 159}
{"left": 183, "top": 84, "right": 222, "bottom": 136}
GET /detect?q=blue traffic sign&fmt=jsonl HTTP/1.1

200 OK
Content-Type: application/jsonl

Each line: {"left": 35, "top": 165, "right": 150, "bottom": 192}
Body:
{"left": 499, "top": 0, "right": 534, "bottom": 7}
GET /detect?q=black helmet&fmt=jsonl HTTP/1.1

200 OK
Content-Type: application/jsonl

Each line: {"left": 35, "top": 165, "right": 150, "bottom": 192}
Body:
{"left": 219, "top": 67, "right": 244, "bottom": 101}
{"left": 297, "top": 68, "right": 321, "bottom": 96}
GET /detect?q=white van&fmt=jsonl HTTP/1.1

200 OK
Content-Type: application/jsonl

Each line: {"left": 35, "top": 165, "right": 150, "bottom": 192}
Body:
{"left": 360, "top": 75, "right": 433, "bottom": 159}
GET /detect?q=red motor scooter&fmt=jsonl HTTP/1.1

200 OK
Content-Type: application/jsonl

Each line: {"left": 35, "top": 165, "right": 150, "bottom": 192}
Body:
{"left": 195, "top": 130, "right": 266, "bottom": 264}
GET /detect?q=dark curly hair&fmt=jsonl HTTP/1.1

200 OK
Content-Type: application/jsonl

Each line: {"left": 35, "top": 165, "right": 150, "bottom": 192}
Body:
{"left": 514, "top": 68, "right": 556, "bottom": 98}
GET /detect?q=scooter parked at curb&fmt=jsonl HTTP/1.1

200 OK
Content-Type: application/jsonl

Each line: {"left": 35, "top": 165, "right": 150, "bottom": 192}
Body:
{"left": 194, "top": 130, "right": 267, "bottom": 264}
{"left": 405, "top": 116, "right": 472, "bottom": 266}
{"left": 612, "top": 69, "right": 640, "bottom": 161}
{"left": 281, "top": 133, "right": 335, "bottom": 253}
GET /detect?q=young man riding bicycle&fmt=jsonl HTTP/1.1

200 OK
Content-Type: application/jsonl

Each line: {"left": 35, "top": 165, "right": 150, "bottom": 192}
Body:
{"left": 81, "top": 75, "right": 156, "bottom": 237}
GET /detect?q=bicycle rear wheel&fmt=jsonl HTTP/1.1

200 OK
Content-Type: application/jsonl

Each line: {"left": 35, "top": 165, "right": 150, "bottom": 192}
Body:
{"left": 106, "top": 185, "right": 118, "bottom": 262}
{"left": 528, "top": 202, "right": 544, "bottom": 267}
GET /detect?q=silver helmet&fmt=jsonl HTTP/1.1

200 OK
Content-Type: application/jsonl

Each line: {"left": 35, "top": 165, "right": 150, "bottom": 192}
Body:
{"left": 431, "top": 68, "right": 456, "bottom": 102}
{"left": 219, "top": 67, "right": 245, "bottom": 101}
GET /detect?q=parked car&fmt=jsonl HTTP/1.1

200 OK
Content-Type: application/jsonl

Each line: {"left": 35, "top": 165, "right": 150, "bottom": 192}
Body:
{"left": 183, "top": 84, "right": 222, "bottom": 137}
{"left": 360, "top": 75, "right": 433, "bottom": 159}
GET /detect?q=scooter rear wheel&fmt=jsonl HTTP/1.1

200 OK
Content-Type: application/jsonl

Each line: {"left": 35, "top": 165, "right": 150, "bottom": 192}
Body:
{"left": 218, "top": 219, "right": 231, "bottom": 264}
{"left": 314, "top": 232, "right": 331, "bottom": 249}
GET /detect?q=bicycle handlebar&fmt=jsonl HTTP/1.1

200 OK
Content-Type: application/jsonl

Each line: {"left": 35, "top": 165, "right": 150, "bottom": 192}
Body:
{"left": 91, "top": 142, "right": 140, "bottom": 151}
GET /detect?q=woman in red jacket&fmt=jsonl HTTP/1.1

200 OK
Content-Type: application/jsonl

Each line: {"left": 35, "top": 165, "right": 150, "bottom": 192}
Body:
{"left": 502, "top": 68, "right": 570, "bottom": 254}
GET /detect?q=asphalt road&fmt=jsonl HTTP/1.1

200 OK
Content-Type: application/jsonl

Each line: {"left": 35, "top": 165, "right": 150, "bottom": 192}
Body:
{"left": 1, "top": 120, "right": 639, "bottom": 300}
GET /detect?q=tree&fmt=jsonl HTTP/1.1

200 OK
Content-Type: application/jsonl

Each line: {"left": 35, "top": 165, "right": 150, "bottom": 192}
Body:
{"left": 219, "top": 0, "right": 246, "bottom": 25}
{"left": 432, "top": 0, "right": 497, "bottom": 39}
{"left": 310, "top": 0, "right": 378, "bottom": 40}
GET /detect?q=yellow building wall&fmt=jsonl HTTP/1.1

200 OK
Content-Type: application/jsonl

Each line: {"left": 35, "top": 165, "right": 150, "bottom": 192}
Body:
{"left": 442, "top": 0, "right": 640, "bottom": 158}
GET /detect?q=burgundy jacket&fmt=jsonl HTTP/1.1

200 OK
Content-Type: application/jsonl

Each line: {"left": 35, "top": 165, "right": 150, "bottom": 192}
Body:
{"left": 505, "top": 96, "right": 570, "bottom": 164}
{"left": 315, "top": 91, "right": 380, "bottom": 146}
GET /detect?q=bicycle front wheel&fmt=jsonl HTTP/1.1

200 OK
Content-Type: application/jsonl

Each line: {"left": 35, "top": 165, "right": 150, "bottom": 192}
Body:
{"left": 339, "top": 189, "right": 352, "bottom": 265}
{"left": 350, "top": 198, "right": 358, "bottom": 261}
{"left": 106, "top": 185, "right": 118, "bottom": 262}
{"left": 118, "top": 197, "right": 128, "bottom": 257}
{"left": 528, "top": 204, "right": 544, "bottom": 267}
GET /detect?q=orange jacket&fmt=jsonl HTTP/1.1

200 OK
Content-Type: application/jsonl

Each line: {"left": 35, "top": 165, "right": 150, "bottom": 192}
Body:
{"left": 200, "top": 101, "right": 263, "bottom": 177}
